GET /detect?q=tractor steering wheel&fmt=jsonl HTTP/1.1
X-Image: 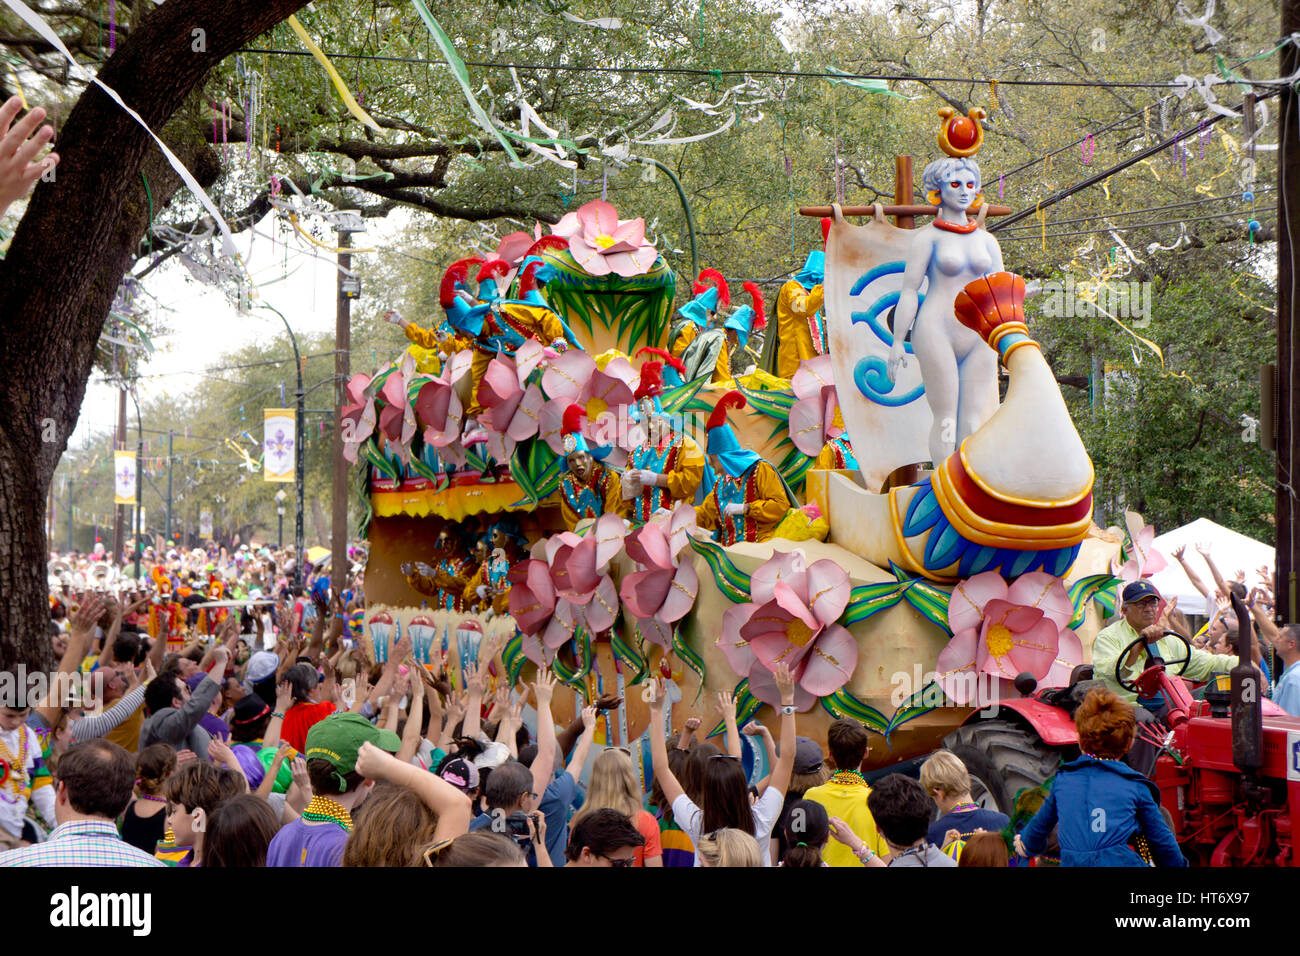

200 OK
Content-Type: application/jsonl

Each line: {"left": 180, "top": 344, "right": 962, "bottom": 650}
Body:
{"left": 1114, "top": 630, "right": 1192, "bottom": 695}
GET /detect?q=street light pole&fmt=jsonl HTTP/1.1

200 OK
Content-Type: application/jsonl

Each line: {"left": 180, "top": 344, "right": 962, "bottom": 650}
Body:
{"left": 261, "top": 305, "right": 306, "bottom": 593}
{"left": 333, "top": 211, "right": 363, "bottom": 599}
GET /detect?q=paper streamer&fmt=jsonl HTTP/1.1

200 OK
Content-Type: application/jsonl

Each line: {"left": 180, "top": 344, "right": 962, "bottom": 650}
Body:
{"left": 410, "top": 0, "right": 525, "bottom": 167}
{"left": 286, "top": 15, "right": 382, "bottom": 132}
{"left": 560, "top": 11, "right": 622, "bottom": 29}
{"left": 632, "top": 111, "right": 735, "bottom": 145}
{"left": 2, "top": 0, "right": 241, "bottom": 259}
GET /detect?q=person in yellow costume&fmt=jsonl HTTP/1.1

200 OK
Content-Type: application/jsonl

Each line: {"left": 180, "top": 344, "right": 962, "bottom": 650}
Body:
{"left": 775, "top": 220, "right": 830, "bottom": 380}
{"left": 621, "top": 363, "right": 705, "bottom": 525}
{"left": 383, "top": 308, "right": 471, "bottom": 376}
{"left": 813, "top": 405, "right": 859, "bottom": 472}
{"left": 695, "top": 391, "right": 793, "bottom": 545}
{"left": 669, "top": 269, "right": 731, "bottom": 383}
{"left": 466, "top": 256, "right": 577, "bottom": 419}
{"left": 721, "top": 282, "right": 767, "bottom": 380}
{"left": 462, "top": 535, "right": 492, "bottom": 613}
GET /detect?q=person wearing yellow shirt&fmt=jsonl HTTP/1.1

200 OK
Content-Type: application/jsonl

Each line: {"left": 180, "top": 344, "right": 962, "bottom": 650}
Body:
{"left": 694, "top": 391, "right": 793, "bottom": 545}
{"left": 720, "top": 282, "right": 767, "bottom": 383}
{"left": 775, "top": 227, "right": 829, "bottom": 380}
{"left": 622, "top": 364, "right": 705, "bottom": 525}
{"left": 803, "top": 719, "right": 890, "bottom": 867}
{"left": 669, "top": 269, "right": 730, "bottom": 383}
{"left": 1093, "top": 579, "right": 1260, "bottom": 774}
{"left": 812, "top": 406, "right": 859, "bottom": 472}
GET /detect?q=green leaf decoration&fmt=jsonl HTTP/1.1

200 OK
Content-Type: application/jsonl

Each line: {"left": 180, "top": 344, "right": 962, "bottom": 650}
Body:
{"left": 840, "top": 579, "right": 910, "bottom": 626}
{"left": 672, "top": 627, "right": 707, "bottom": 703}
{"left": 820, "top": 688, "right": 890, "bottom": 735}
{"left": 891, "top": 563, "right": 953, "bottom": 631}
{"left": 612, "top": 624, "right": 649, "bottom": 685}
{"left": 504, "top": 632, "right": 527, "bottom": 685}
{"left": 1068, "top": 573, "right": 1121, "bottom": 629}
{"left": 687, "top": 535, "right": 753, "bottom": 604}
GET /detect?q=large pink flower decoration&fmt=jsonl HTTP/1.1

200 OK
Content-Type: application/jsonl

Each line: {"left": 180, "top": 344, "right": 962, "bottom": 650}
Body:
{"left": 788, "top": 355, "right": 844, "bottom": 457}
{"left": 717, "top": 550, "right": 857, "bottom": 711}
{"left": 476, "top": 341, "right": 546, "bottom": 461}
{"left": 544, "top": 514, "right": 624, "bottom": 636}
{"left": 492, "top": 229, "right": 538, "bottom": 268}
{"left": 1111, "top": 510, "right": 1168, "bottom": 586}
{"left": 538, "top": 351, "right": 636, "bottom": 455}
{"left": 508, "top": 559, "right": 577, "bottom": 665}
{"left": 936, "top": 570, "right": 1082, "bottom": 706}
{"left": 620, "top": 504, "right": 699, "bottom": 648}
{"left": 413, "top": 349, "right": 473, "bottom": 449}
{"left": 340, "top": 373, "right": 376, "bottom": 463}
{"left": 376, "top": 353, "right": 418, "bottom": 464}
{"left": 551, "top": 199, "right": 658, "bottom": 277}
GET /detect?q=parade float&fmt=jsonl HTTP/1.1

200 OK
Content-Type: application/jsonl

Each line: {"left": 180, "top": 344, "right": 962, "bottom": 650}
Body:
{"left": 345, "top": 107, "right": 1131, "bottom": 791}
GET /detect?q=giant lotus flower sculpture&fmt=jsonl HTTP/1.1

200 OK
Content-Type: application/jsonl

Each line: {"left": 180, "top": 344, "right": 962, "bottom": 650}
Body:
{"left": 787, "top": 355, "right": 845, "bottom": 457}
{"left": 538, "top": 350, "right": 637, "bottom": 456}
{"left": 935, "top": 570, "right": 1083, "bottom": 707}
{"left": 376, "top": 353, "right": 418, "bottom": 464}
{"left": 510, "top": 516, "right": 625, "bottom": 665}
{"left": 620, "top": 504, "right": 699, "bottom": 648}
{"left": 1111, "top": 510, "right": 1167, "bottom": 586}
{"left": 475, "top": 341, "right": 546, "bottom": 462}
{"left": 340, "top": 372, "right": 376, "bottom": 463}
{"left": 551, "top": 199, "right": 658, "bottom": 277}
{"left": 413, "top": 349, "right": 473, "bottom": 449}
{"left": 717, "top": 550, "right": 858, "bottom": 711}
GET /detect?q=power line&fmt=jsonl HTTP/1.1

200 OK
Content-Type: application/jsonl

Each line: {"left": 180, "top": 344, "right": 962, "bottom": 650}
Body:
{"left": 236, "top": 45, "right": 1207, "bottom": 89}
{"left": 998, "top": 211, "right": 1273, "bottom": 242}
{"left": 990, "top": 88, "right": 1281, "bottom": 232}
{"left": 1020, "top": 188, "right": 1275, "bottom": 230}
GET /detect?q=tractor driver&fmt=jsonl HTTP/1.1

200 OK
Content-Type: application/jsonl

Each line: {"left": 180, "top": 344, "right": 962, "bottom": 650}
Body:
{"left": 1092, "top": 580, "right": 1246, "bottom": 774}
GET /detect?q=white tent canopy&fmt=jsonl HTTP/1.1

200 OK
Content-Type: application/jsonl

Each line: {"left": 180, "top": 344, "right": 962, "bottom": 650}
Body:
{"left": 1148, "top": 518, "right": 1274, "bottom": 616}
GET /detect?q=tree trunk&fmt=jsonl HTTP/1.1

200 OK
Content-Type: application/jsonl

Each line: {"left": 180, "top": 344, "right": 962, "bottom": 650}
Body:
{"left": 0, "top": 0, "right": 310, "bottom": 673}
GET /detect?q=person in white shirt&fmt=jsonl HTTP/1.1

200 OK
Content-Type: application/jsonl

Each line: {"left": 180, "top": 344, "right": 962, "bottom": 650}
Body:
{"left": 646, "top": 664, "right": 797, "bottom": 867}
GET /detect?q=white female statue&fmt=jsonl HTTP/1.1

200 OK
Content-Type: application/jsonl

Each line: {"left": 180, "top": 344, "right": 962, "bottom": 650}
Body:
{"left": 885, "top": 124, "right": 1003, "bottom": 465}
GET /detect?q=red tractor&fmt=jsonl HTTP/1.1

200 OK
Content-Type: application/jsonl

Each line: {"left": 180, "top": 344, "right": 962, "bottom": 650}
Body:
{"left": 944, "top": 594, "right": 1300, "bottom": 866}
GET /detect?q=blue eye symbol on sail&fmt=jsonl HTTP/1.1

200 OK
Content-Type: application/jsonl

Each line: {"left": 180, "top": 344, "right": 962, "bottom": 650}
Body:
{"left": 849, "top": 261, "right": 926, "bottom": 407}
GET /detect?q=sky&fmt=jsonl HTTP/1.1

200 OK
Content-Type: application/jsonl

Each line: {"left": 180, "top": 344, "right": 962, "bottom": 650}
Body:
{"left": 70, "top": 208, "right": 411, "bottom": 454}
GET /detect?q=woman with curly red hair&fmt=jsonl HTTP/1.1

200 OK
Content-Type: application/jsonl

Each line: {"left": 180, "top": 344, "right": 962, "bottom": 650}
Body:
{"left": 1015, "top": 688, "right": 1186, "bottom": 867}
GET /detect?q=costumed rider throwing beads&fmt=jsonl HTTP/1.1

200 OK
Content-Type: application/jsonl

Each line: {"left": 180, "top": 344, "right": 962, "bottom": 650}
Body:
{"left": 696, "top": 391, "right": 794, "bottom": 545}
{"left": 669, "top": 269, "right": 731, "bottom": 384}
{"left": 558, "top": 405, "right": 623, "bottom": 532}
{"left": 622, "top": 362, "right": 705, "bottom": 525}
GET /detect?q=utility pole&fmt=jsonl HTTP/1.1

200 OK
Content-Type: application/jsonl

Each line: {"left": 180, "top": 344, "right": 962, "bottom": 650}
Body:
{"left": 333, "top": 211, "right": 364, "bottom": 598}
{"left": 886, "top": 155, "right": 919, "bottom": 491}
{"left": 1277, "top": 1, "right": 1299, "bottom": 621}
{"left": 165, "top": 429, "right": 174, "bottom": 544}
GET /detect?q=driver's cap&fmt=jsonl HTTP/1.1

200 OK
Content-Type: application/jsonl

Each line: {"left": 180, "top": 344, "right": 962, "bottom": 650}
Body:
{"left": 1122, "top": 580, "right": 1160, "bottom": 604}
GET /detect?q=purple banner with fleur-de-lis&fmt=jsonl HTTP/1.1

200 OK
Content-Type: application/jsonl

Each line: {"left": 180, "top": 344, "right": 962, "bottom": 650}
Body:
{"left": 113, "top": 450, "right": 136, "bottom": 504}
{"left": 263, "top": 407, "right": 296, "bottom": 482}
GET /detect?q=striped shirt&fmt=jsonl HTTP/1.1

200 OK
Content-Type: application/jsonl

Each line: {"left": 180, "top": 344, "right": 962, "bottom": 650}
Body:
{"left": 0, "top": 820, "right": 167, "bottom": 867}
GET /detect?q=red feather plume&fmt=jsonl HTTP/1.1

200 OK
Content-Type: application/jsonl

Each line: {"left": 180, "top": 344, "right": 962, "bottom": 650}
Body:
{"left": 523, "top": 234, "right": 569, "bottom": 259}
{"left": 519, "top": 260, "right": 545, "bottom": 294}
{"left": 562, "top": 404, "right": 586, "bottom": 436}
{"left": 635, "top": 362, "right": 663, "bottom": 400}
{"left": 636, "top": 346, "right": 686, "bottom": 376}
{"left": 477, "top": 259, "right": 511, "bottom": 282}
{"left": 692, "top": 268, "right": 730, "bottom": 308}
{"left": 439, "top": 256, "right": 485, "bottom": 308}
{"left": 743, "top": 281, "right": 766, "bottom": 330}
{"left": 706, "top": 390, "right": 746, "bottom": 431}
{"left": 821, "top": 217, "right": 832, "bottom": 244}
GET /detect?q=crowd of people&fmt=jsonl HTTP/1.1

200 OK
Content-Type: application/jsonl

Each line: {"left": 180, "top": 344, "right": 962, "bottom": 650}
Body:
{"left": 2, "top": 528, "right": 1292, "bottom": 868}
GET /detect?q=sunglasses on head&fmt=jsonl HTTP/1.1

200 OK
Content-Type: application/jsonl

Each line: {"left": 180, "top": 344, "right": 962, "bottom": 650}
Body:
{"left": 600, "top": 855, "right": 635, "bottom": 868}
{"left": 709, "top": 754, "right": 741, "bottom": 762}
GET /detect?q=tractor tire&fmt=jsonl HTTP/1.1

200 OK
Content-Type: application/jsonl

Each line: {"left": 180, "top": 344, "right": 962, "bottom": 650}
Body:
{"left": 943, "top": 718, "right": 1063, "bottom": 816}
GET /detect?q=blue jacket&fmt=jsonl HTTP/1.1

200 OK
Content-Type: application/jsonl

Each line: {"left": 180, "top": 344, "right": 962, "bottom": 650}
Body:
{"left": 1020, "top": 756, "right": 1186, "bottom": 867}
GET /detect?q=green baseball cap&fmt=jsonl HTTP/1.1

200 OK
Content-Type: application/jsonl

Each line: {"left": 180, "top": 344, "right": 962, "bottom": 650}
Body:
{"left": 304, "top": 713, "right": 401, "bottom": 791}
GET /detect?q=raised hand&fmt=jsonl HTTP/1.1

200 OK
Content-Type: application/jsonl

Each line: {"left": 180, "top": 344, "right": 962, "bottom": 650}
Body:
{"left": 69, "top": 594, "right": 107, "bottom": 643}
{"left": 741, "top": 720, "right": 769, "bottom": 737}
{"left": 531, "top": 667, "right": 556, "bottom": 708}
{"left": 715, "top": 690, "right": 736, "bottom": 719}
{"left": 1172, "top": 544, "right": 1186, "bottom": 561}
{"left": 644, "top": 676, "right": 667, "bottom": 710}
{"left": 683, "top": 716, "right": 701, "bottom": 733}
{"left": 580, "top": 705, "right": 597, "bottom": 732}
{"left": 772, "top": 662, "right": 795, "bottom": 705}
{"left": 0, "top": 96, "right": 57, "bottom": 218}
